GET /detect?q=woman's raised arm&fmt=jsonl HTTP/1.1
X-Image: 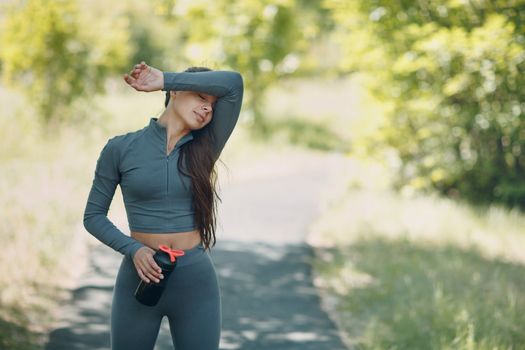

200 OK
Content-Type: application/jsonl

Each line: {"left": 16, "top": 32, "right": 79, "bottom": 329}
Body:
{"left": 162, "top": 70, "right": 244, "bottom": 157}
{"left": 124, "top": 62, "right": 244, "bottom": 158}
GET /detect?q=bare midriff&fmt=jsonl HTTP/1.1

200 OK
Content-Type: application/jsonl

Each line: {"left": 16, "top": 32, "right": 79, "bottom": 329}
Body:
{"left": 131, "top": 229, "right": 202, "bottom": 251}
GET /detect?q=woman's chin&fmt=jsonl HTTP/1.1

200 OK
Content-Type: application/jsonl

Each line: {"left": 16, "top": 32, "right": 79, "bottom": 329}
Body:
{"left": 191, "top": 123, "right": 206, "bottom": 130}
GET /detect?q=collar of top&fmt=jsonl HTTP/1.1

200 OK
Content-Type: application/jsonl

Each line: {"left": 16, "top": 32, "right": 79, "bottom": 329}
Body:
{"left": 148, "top": 117, "right": 194, "bottom": 149}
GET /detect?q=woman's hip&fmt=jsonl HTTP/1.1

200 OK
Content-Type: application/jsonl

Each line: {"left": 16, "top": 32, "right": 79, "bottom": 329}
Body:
{"left": 113, "top": 242, "right": 219, "bottom": 304}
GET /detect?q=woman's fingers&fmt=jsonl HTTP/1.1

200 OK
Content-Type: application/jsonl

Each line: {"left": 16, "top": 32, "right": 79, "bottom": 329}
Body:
{"left": 130, "top": 68, "right": 141, "bottom": 80}
{"left": 128, "top": 63, "right": 143, "bottom": 79}
{"left": 147, "top": 254, "right": 162, "bottom": 274}
{"left": 123, "top": 73, "right": 136, "bottom": 85}
{"left": 144, "top": 269, "right": 160, "bottom": 283}
{"left": 123, "top": 77, "right": 141, "bottom": 91}
{"left": 123, "top": 74, "right": 144, "bottom": 91}
{"left": 123, "top": 62, "right": 147, "bottom": 87}
{"left": 139, "top": 261, "right": 160, "bottom": 283}
{"left": 133, "top": 246, "right": 163, "bottom": 283}
{"left": 132, "top": 62, "right": 147, "bottom": 76}
{"left": 137, "top": 268, "right": 150, "bottom": 283}
{"left": 141, "top": 255, "right": 163, "bottom": 282}
{"left": 132, "top": 65, "right": 149, "bottom": 80}
{"left": 124, "top": 61, "right": 162, "bottom": 92}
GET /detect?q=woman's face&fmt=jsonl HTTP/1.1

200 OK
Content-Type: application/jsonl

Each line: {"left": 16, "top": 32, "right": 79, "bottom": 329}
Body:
{"left": 170, "top": 91, "right": 218, "bottom": 130}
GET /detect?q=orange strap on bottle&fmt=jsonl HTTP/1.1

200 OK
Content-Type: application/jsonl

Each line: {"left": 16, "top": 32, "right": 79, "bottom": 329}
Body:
{"left": 159, "top": 245, "right": 185, "bottom": 263}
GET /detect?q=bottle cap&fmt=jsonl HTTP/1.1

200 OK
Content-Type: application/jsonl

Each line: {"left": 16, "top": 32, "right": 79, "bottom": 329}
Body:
{"left": 159, "top": 245, "right": 185, "bottom": 263}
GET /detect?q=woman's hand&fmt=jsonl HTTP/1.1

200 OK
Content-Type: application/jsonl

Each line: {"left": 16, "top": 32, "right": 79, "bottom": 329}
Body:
{"left": 132, "top": 246, "right": 164, "bottom": 284}
{"left": 123, "top": 61, "right": 164, "bottom": 92}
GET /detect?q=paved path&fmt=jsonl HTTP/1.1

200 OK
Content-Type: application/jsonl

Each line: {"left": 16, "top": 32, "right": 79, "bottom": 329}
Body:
{"left": 45, "top": 150, "right": 349, "bottom": 350}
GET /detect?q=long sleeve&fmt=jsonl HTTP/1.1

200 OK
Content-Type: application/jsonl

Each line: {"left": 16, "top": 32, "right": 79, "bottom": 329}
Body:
{"left": 83, "top": 137, "right": 145, "bottom": 259}
{"left": 162, "top": 70, "right": 244, "bottom": 158}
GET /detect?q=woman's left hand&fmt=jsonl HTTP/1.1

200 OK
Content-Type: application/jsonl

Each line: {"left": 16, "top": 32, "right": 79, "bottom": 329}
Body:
{"left": 123, "top": 61, "right": 164, "bottom": 92}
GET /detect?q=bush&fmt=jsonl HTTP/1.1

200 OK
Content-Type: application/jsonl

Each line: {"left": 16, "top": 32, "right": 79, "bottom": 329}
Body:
{"left": 325, "top": 0, "right": 525, "bottom": 209}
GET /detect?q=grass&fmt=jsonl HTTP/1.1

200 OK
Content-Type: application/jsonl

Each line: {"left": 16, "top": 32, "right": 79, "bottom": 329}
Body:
{"left": 315, "top": 238, "right": 524, "bottom": 349}
{"left": 307, "top": 157, "right": 525, "bottom": 349}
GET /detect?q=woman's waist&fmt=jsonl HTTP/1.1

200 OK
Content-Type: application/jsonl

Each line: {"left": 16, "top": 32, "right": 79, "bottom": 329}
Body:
{"left": 131, "top": 229, "right": 201, "bottom": 251}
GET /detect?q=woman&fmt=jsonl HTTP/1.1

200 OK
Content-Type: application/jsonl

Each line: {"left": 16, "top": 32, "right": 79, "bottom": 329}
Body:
{"left": 83, "top": 61, "right": 244, "bottom": 350}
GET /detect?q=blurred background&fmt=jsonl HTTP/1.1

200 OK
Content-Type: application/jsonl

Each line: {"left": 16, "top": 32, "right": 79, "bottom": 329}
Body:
{"left": 1, "top": 0, "right": 524, "bottom": 348}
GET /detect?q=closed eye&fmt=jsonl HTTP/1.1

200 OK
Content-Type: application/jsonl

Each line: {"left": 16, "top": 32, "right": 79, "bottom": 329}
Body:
{"left": 197, "top": 93, "right": 216, "bottom": 108}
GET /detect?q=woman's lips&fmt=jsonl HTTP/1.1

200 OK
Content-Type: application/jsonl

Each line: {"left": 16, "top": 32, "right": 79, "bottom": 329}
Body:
{"left": 194, "top": 111, "right": 205, "bottom": 123}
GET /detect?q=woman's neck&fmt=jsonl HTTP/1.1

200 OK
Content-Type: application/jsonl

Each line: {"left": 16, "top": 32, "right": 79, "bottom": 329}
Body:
{"left": 157, "top": 109, "right": 190, "bottom": 140}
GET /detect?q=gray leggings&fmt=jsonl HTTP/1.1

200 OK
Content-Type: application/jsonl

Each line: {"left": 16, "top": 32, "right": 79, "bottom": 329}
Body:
{"left": 110, "top": 243, "right": 221, "bottom": 350}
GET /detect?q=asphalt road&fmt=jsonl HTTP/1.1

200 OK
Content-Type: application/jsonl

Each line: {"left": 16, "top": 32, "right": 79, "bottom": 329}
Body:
{"left": 45, "top": 150, "right": 349, "bottom": 350}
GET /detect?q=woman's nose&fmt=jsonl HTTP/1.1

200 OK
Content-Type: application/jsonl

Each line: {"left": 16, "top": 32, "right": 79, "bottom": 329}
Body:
{"left": 202, "top": 104, "right": 212, "bottom": 112}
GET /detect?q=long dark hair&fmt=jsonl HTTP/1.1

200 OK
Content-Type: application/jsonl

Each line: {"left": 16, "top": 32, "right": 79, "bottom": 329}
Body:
{"left": 164, "top": 66, "right": 220, "bottom": 251}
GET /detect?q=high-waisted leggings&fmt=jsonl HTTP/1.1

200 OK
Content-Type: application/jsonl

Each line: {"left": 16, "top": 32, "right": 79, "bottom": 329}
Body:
{"left": 111, "top": 243, "right": 221, "bottom": 350}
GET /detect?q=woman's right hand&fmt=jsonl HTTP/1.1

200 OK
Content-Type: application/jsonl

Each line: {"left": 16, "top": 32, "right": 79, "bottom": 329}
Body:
{"left": 132, "top": 246, "right": 164, "bottom": 283}
{"left": 123, "top": 61, "right": 164, "bottom": 92}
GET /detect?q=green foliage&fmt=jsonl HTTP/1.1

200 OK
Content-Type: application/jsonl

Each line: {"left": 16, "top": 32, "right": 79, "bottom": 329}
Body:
{"left": 155, "top": 0, "right": 327, "bottom": 135}
{"left": 126, "top": 10, "right": 169, "bottom": 69}
{"left": 325, "top": 0, "right": 525, "bottom": 209}
{"left": 0, "top": 0, "right": 131, "bottom": 124}
{"left": 0, "top": 0, "right": 332, "bottom": 135}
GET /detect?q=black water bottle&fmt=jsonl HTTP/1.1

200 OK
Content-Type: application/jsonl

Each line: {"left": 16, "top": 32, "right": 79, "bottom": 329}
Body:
{"left": 134, "top": 245, "right": 185, "bottom": 306}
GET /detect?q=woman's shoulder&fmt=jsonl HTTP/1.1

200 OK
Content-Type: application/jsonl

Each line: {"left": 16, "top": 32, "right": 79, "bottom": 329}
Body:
{"left": 106, "top": 125, "right": 148, "bottom": 153}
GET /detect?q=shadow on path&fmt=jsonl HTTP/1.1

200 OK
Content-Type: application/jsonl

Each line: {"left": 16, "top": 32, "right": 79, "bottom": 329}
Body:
{"left": 45, "top": 239, "right": 346, "bottom": 350}
{"left": 214, "top": 240, "right": 346, "bottom": 350}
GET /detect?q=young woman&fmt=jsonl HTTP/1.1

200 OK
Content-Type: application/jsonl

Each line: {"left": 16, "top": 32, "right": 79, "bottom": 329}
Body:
{"left": 83, "top": 61, "right": 244, "bottom": 350}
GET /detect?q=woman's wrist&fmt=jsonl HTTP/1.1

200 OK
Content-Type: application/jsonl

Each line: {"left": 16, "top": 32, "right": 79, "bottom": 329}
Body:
{"left": 161, "top": 72, "right": 170, "bottom": 91}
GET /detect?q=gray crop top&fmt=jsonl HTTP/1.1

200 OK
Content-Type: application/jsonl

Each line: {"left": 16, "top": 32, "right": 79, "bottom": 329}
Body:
{"left": 83, "top": 70, "right": 243, "bottom": 259}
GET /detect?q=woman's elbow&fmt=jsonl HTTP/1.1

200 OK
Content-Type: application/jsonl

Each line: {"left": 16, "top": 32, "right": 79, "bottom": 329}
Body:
{"left": 83, "top": 213, "right": 92, "bottom": 232}
{"left": 83, "top": 210, "right": 99, "bottom": 233}
{"left": 232, "top": 71, "right": 244, "bottom": 91}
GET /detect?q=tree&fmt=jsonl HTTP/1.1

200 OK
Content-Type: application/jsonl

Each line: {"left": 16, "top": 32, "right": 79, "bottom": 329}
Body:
{"left": 154, "top": 0, "right": 326, "bottom": 135}
{"left": 0, "top": 0, "right": 131, "bottom": 125}
{"left": 325, "top": 0, "right": 525, "bottom": 209}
